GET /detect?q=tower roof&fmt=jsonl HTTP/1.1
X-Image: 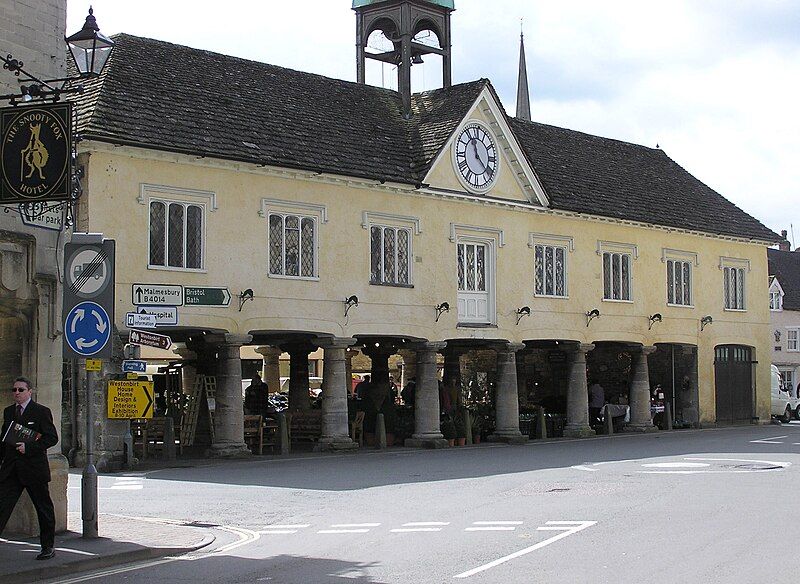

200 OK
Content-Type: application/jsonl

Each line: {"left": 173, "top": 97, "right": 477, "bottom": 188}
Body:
{"left": 516, "top": 32, "right": 531, "bottom": 121}
{"left": 352, "top": 0, "right": 454, "bottom": 8}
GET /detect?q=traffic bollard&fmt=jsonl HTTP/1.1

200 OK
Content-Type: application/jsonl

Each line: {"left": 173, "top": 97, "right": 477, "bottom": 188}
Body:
{"left": 665, "top": 401, "right": 673, "bottom": 431}
{"left": 278, "top": 413, "right": 290, "bottom": 455}
{"left": 537, "top": 406, "right": 547, "bottom": 439}
{"left": 604, "top": 404, "right": 613, "bottom": 436}
{"left": 376, "top": 413, "right": 387, "bottom": 449}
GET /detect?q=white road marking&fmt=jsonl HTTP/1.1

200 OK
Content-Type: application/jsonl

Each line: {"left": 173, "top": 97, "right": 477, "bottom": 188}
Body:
{"left": 257, "top": 530, "right": 298, "bottom": 534}
{"left": 0, "top": 539, "right": 97, "bottom": 556}
{"left": 330, "top": 523, "right": 381, "bottom": 528}
{"left": 317, "top": 529, "right": 371, "bottom": 534}
{"left": 472, "top": 521, "right": 523, "bottom": 525}
{"left": 465, "top": 526, "right": 516, "bottom": 531}
{"left": 390, "top": 527, "right": 443, "bottom": 532}
{"left": 641, "top": 462, "right": 710, "bottom": 468}
{"left": 454, "top": 521, "right": 597, "bottom": 578}
{"left": 260, "top": 524, "right": 310, "bottom": 529}
{"left": 750, "top": 436, "right": 788, "bottom": 443}
{"left": 402, "top": 521, "right": 450, "bottom": 526}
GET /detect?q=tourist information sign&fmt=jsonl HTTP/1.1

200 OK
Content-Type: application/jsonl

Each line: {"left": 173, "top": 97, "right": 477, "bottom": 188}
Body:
{"left": 129, "top": 329, "right": 172, "bottom": 350}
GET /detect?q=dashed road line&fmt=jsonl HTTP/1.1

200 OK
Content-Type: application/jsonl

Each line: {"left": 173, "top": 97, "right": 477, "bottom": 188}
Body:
{"left": 330, "top": 523, "right": 381, "bottom": 528}
{"left": 318, "top": 529, "right": 371, "bottom": 534}
{"left": 390, "top": 527, "right": 443, "bottom": 532}
{"left": 751, "top": 436, "right": 788, "bottom": 444}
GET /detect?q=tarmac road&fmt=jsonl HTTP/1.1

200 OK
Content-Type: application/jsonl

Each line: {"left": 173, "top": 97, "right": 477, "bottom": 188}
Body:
{"left": 41, "top": 423, "right": 800, "bottom": 583}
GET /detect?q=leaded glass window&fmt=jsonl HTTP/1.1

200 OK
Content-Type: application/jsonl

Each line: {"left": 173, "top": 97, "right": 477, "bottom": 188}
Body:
{"left": 723, "top": 266, "right": 745, "bottom": 310}
{"left": 458, "top": 242, "right": 486, "bottom": 292}
{"left": 369, "top": 225, "right": 411, "bottom": 285}
{"left": 667, "top": 259, "right": 692, "bottom": 306}
{"left": 603, "top": 251, "right": 632, "bottom": 301}
{"left": 268, "top": 213, "right": 316, "bottom": 278}
{"left": 534, "top": 244, "right": 567, "bottom": 297}
{"left": 149, "top": 200, "right": 203, "bottom": 270}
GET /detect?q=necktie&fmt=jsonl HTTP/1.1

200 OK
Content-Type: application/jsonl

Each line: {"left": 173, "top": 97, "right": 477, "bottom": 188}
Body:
{"left": 16, "top": 405, "right": 23, "bottom": 420}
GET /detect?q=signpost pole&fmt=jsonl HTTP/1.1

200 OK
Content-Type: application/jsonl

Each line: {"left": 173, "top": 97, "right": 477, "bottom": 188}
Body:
{"left": 81, "top": 368, "right": 98, "bottom": 538}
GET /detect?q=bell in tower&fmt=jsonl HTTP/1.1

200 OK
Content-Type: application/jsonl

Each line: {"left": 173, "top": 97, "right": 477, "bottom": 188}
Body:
{"left": 353, "top": 0, "right": 455, "bottom": 118}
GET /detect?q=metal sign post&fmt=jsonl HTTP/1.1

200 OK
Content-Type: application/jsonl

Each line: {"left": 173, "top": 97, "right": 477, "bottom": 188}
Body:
{"left": 63, "top": 233, "right": 115, "bottom": 539}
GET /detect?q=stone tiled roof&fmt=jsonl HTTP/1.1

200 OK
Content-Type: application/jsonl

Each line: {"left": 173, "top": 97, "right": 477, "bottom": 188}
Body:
{"left": 70, "top": 34, "right": 779, "bottom": 243}
{"left": 509, "top": 119, "right": 778, "bottom": 242}
{"left": 769, "top": 249, "right": 800, "bottom": 311}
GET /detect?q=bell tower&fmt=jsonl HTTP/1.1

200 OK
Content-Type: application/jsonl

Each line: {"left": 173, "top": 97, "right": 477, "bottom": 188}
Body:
{"left": 353, "top": 0, "right": 454, "bottom": 118}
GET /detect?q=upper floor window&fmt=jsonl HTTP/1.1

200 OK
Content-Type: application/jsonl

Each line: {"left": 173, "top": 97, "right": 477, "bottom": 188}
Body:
{"left": 534, "top": 244, "right": 567, "bottom": 297}
{"left": 603, "top": 251, "right": 632, "bottom": 301}
{"left": 370, "top": 225, "right": 411, "bottom": 286}
{"left": 723, "top": 266, "right": 745, "bottom": 310}
{"left": 788, "top": 329, "right": 799, "bottom": 352}
{"left": 149, "top": 200, "right": 203, "bottom": 270}
{"left": 268, "top": 213, "right": 316, "bottom": 278}
{"left": 770, "top": 291, "right": 783, "bottom": 311}
{"left": 667, "top": 259, "right": 692, "bottom": 306}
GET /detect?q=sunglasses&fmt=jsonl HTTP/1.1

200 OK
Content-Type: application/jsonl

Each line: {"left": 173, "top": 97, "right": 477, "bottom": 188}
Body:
{"left": 11, "top": 387, "right": 28, "bottom": 392}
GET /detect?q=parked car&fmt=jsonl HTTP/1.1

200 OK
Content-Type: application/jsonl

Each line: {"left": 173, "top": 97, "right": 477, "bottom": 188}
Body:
{"left": 771, "top": 365, "right": 793, "bottom": 423}
{"left": 280, "top": 377, "right": 324, "bottom": 397}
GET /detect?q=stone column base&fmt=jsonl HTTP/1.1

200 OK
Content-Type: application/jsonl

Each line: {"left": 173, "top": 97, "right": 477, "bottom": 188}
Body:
{"left": 206, "top": 442, "right": 252, "bottom": 458}
{"left": 314, "top": 437, "right": 358, "bottom": 452}
{"left": 622, "top": 423, "right": 659, "bottom": 433}
{"left": 405, "top": 435, "right": 449, "bottom": 449}
{"left": 487, "top": 431, "right": 528, "bottom": 444}
{"left": 563, "top": 425, "right": 597, "bottom": 438}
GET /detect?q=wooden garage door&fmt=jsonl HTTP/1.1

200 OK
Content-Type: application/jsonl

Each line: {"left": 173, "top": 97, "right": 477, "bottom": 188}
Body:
{"left": 714, "top": 345, "right": 753, "bottom": 424}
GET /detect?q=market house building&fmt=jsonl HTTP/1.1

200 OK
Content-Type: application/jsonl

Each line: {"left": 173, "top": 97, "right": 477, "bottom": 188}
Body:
{"left": 68, "top": 0, "right": 779, "bottom": 465}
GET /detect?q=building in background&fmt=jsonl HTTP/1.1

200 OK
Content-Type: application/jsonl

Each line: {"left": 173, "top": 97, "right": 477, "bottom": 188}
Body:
{"left": 769, "top": 234, "right": 800, "bottom": 406}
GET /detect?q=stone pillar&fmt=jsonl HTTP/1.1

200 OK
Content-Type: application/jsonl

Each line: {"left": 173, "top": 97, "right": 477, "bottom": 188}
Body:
{"left": 362, "top": 343, "right": 396, "bottom": 388}
{"left": 345, "top": 348, "right": 357, "bottom": 397}
{"left": 625, "top": 345, "right": 658, "bottom": 432}
{"left": 315, "top": 337, "right": 358, "bottom": 451}
{"left": 255, "top": 345, "right": 282, "bottom": 394}
{"left": 207, "top": 333, "right": 252, "bottom": 457}
{"left": 442, "top": 348, "right": 462, "bottom": 391}
{"left": 405, "top": 342, "right": 448, "bottom": 448}
{"left": 398, "top": 348, "right": 417, "bottom": 387}
{"left": 489, "top": 343, "right": 527, "bottom": 444}
{"left": 282, "top": 341, "right": 315, "bottom": 411}
{"left": 173, "top": 347, "right": 197, "bottom": 398}
{"left": 681, "top": 345, "right": 699, "bottom": 427}
{"left": 564, "top": 343, "right": 596, "bottom": 438}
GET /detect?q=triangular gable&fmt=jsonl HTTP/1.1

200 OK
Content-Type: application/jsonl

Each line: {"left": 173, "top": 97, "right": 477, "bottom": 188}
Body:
{"left": 770, "top": 277, "right": 785, "bottom": 297}
{"left": 422, "top": 85, "right": 549, "bottom": 207}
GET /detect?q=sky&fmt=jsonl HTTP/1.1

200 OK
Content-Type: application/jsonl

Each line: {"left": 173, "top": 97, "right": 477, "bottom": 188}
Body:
{"left": 67, "top": 1, "right": 799, "bottom": 246}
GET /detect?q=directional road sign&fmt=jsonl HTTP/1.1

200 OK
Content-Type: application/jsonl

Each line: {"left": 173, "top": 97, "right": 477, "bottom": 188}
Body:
{"left": 122, "top": 360, "right": 147, "bottom": 373}
{"left": 126, "top": 312, "right": 157, "bottom": 329}
{"left": 63, "top": 237, "right": 115, "bottom": 359}
{"left": 184, "top": 286, "right": 231, "bottom": 306}
{"left": 107, "top": 380, "right": 154, "bottom": 419}
{"left": 64, "top": 301, "right": 112, "bottom": 357}
{"left": 132, "top": 283, "right": 183, "bottom": 306}
{"left": 129, "top": 329, "right": 172, "bottom": 350}
{"left": 134, "top": 306, "right": 178, "bottom": 326}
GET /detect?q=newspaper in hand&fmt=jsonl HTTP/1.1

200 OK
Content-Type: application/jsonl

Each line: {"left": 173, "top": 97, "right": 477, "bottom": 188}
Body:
{"left": 2, "top": 421, "right": 42, "bottom": 445}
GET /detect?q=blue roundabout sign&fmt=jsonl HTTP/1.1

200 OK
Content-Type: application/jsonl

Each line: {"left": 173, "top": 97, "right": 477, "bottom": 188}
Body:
{"left": 65, "top": 301, "right": 111, "bottom": 357}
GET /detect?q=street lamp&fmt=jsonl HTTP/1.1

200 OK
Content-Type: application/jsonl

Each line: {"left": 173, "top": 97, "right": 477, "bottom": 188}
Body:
{"left": 1, "top": 7, "right": 114, "bottom": 104}
{"left": 65, "top": 7, "right": 115, "bottom": 77}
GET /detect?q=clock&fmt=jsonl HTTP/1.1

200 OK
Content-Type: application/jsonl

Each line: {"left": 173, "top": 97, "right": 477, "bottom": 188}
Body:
{"left": 454, "top": 122, "right": 498, "bottom": 191}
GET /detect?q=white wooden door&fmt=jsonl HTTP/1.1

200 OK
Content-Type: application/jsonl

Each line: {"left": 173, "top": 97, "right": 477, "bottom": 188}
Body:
{"left": 457, "top": 241, "right": 490, "bottom": 323}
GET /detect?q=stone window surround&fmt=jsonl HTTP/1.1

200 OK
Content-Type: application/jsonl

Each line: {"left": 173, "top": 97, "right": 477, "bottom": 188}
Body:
{"left": 529, "top": 233, "right": 573, "bottom": 299}
{"left": 720, "top": 256, "right": 749, "bottom": 312}
{"left": 363, "top": 211, "right": 420, "bottom": 287}
{"left": 145, "top": 194, "right": 207, "bottom": 273}
{"left": 598, "top": 241, "right": 637, "bottom": 303}
{"left": 261, "top": 198, "right": 326, "bottom": 281}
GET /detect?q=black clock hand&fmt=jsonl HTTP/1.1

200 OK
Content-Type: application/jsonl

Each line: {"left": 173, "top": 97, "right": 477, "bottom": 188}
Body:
{"left": 470, "top": 140, "right": 486, "bottom": 173}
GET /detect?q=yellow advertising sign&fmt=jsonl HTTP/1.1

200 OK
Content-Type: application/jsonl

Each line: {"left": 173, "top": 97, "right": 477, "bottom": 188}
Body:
{"left": 107, "top": 380, "right": 154, "bottom": 419}
{"left": 85, "top": 359, "right": 102, "bottom": 371}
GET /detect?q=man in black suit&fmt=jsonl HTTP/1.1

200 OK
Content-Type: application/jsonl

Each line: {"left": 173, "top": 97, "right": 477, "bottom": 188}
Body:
{"left": 0, "top": 376, "right": 59, "bottom": 560}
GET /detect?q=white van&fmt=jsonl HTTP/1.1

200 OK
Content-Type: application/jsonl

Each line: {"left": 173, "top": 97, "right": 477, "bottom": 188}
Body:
{"left": 771, "top": 365, "right": 793, "bottom": 423}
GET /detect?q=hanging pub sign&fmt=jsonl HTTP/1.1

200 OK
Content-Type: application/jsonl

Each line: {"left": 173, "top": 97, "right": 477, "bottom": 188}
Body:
{"left": 0, "top": 103, "right": 72, "bottom": 204}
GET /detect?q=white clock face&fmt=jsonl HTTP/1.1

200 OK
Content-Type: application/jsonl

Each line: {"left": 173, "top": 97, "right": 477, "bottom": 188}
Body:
{"left": 454, "top": 123, "right": 498, "bottom": 190}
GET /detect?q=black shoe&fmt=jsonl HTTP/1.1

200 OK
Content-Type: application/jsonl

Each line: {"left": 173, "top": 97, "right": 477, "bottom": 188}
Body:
{"left": 36, "top": 548, "right": 55, "bottom": 560}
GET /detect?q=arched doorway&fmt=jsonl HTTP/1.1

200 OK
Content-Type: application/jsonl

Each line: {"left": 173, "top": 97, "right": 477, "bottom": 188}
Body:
{"left": 714, "top": 345, "right": 754, "bottom": 424}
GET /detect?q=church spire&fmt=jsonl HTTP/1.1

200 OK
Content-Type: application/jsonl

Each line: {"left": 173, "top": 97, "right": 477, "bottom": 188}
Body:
{"left": 516, "top": 28, "right": 531, "bottom": 121}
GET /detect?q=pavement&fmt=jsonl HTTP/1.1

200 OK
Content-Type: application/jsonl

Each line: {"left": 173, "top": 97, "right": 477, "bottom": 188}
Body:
{"left": 0, "top": 511, "right": 214, "bottom": 584}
